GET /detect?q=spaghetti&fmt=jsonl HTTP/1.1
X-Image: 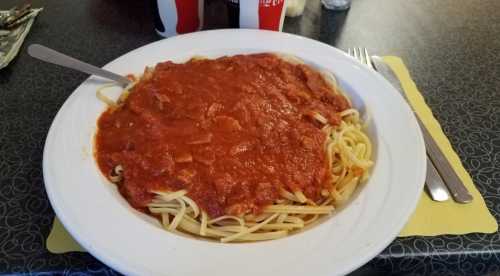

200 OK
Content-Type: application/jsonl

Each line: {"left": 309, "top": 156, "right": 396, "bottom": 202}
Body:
{"left": 94, "top": 53, "right": 373, "bottom": 242}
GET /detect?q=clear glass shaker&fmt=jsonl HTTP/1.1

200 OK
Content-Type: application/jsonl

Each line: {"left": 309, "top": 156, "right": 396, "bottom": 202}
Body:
{"left": 321, "top": 0, "right": 351, "bottom": 11}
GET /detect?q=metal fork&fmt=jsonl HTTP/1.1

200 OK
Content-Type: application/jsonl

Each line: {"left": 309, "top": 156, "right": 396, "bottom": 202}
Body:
{"left": 348, "top": 47, "right": 451, "bottom": 202}
{"left": 348, "top": 48, "right": 375, "bottom": 70}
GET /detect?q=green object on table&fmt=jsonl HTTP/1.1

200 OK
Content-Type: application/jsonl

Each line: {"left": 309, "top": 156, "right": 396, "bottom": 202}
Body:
{"left": 0, "top": 7, "right": 42, "bottom": 70}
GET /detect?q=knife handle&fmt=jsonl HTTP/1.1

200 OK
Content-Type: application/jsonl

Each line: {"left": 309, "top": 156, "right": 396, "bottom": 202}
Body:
{"left": 417, "top": 118, "right": 473, "bottom": 203}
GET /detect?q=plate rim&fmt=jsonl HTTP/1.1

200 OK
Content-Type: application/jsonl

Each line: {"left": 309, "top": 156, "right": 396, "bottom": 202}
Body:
{"left": 43, "top": 29, "right": 426, "bottom": 276}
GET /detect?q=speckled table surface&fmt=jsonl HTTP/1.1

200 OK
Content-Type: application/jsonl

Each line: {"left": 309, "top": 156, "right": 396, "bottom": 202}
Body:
{"left": 1, "top": 0, "right": 500, "bottom": 275}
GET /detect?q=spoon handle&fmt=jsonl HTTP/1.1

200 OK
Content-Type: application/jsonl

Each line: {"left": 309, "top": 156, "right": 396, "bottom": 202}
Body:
{"left": 28, "top": 44, "right": 131, "bottom": 86}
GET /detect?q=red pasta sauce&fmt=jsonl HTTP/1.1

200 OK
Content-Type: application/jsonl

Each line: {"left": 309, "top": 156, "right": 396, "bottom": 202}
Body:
{"left": 95, "top": 54, "right": 350, "bottom": 218}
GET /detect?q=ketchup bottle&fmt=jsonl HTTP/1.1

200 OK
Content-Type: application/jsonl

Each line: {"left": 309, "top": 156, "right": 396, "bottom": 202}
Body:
{"left": 226, "top": 0, "right": 287, "bottom": 31}
{"left": 258, "top": 0, "right": 286, "bottom": 31}
{"left": 175, "top": 0, "right": 202, "bottom": 34}
{"left": 153, "top": 0, "right": 204, "bottom": 37}
{"left": 227, "top": 0, "right": 240, "bottom": 28}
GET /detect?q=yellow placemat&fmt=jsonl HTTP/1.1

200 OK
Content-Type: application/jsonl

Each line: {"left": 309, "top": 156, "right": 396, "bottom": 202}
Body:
{"left": 45, "top": 56, "right": 498, "bottom": 254}
{"left": 47, "top": 216, "right": 84, "bottom": 253}
{"left": 383, "top": 56, "right": 498, "bottom": 236}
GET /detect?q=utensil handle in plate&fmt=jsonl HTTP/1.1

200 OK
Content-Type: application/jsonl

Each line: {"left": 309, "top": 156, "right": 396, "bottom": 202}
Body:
{"left": 27, "top": 44, "right": 131, "bottom": 86}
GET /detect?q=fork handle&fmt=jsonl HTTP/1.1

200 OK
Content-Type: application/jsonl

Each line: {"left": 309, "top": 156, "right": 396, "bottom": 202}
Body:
{"left": 27, "top": 44, "right": 132, "bottom": 86}
{"left": 425, "top": 155, "right": 450, "bottom": 201}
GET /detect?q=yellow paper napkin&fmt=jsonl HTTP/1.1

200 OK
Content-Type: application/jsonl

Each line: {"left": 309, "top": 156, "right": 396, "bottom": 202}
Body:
{"left": 382, "top": 56, "right": 498, "bottom": 236}
{"left": 47, "top": 216, "right": 84, "bottom": 253}
{"left": 45, "top": 56, "right": 498, "bottom": 254}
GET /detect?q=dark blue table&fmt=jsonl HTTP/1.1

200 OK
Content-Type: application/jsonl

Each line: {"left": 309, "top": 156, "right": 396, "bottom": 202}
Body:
{"left": 1, "top": 0, "right": 500, "bottom": 275}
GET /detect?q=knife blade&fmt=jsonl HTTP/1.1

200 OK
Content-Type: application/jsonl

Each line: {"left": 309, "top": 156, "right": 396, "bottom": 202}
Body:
{"left": 371, "top": 56, "right": 472, "bottom": 203}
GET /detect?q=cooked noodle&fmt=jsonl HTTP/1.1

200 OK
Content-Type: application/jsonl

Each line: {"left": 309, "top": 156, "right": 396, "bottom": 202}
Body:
{"left": 97, "top": 54, "right": 373, "bottom": 242}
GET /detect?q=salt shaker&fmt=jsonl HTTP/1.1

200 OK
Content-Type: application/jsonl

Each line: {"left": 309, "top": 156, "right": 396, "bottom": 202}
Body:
{"left": 321, "top": 0, "right": 351, "bottom": 11}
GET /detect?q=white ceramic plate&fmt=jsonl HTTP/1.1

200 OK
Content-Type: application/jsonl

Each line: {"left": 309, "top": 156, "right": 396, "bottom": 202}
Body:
{"left": 43, "top": 29, "right": 425, "bottom": 276}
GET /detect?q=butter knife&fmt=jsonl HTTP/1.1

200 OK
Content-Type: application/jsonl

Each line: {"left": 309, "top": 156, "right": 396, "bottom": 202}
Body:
{"left": 371, "top": 56, "right": 472, "bottom": 203}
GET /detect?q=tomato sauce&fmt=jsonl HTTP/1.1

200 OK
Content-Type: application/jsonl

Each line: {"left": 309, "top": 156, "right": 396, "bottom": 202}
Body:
{"left": 95, "top": 54, "right": 349, "bottom": 218}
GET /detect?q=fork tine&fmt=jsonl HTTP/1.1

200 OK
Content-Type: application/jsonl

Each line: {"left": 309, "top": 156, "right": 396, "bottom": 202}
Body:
{"left": 357, "top": 47, "right": 363, "bottom": 64}
{"left": 348, "top": 47, "right": 374, "bottom": 70}
{"left": 364, "top": 48, "right": 374, "bottom": 69}
{"left": 348, "top": 47, "right": 375, "bottom": 70}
